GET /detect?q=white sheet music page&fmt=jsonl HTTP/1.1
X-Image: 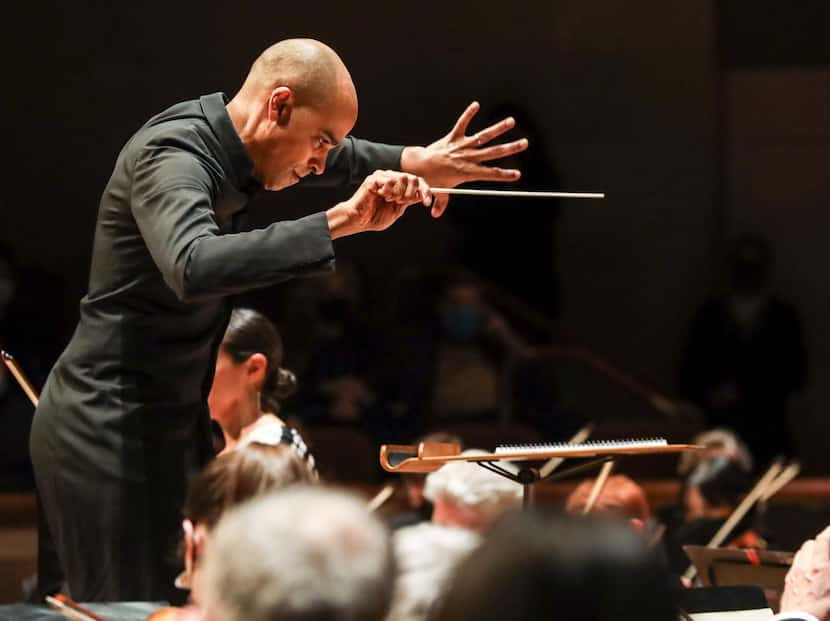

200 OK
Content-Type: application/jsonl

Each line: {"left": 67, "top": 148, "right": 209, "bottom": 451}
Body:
{"left": 688, "top": 609, "right": 773, "bottom": 621}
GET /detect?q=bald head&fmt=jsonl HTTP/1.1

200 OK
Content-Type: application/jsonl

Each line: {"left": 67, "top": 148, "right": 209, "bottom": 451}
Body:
{"left": 228, "top": 39, "right": 358, "bottom": 191}
{"left": 239, "top": 38, "right": 355, "bottom": 112}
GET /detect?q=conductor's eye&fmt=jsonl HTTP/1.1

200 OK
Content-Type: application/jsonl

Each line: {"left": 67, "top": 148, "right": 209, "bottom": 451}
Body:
{"left": 314, "top": 137, "right": 326, "bottom": 149}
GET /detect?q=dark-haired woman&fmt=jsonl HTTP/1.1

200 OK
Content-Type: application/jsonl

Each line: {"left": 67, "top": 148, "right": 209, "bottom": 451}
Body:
{"left": 208, "top": 308, "right": 316, "bottom": 472}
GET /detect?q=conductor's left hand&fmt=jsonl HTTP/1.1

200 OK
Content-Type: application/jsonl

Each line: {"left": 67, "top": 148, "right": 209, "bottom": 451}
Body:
{"left": 401, "top": 101, "right": 528, "bottom": 218}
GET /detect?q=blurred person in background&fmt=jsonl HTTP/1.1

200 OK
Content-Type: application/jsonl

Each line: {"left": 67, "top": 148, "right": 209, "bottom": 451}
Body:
{"left": 199, "top": 487, "right": 394, "bottom": 621}
{"left": 388, "top": 521, "right": 480, "bottom": 621}
{"left": 176, "top": 442, "right": 316, "bottom": 613}
{"left": 663, "top": 453, "right": 755, "bottom": 575}
{"left": 292, "top": 264, "right": 382, "bottom": 429}
{"left": 433, "top": 511, "right": 679, "bottom": 621}
{"left": 679, "top": 234, "right": 807, "bottom": 468}
{"left": 388, "top": 431, "right": 464, "bottom": 530}
{"left": 422, "top": 449, "right": 523, "bottom": 532}
{"left": 565, "top": 474, "right": 652, "bottom": 526}
{"left": 379, "top": 271, "right": 528, "bottom": 434}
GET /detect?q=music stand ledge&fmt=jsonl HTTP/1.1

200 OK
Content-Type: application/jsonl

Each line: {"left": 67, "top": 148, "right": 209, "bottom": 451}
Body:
{"left": 379, "top": 441, "right": 702, "bottom": 507}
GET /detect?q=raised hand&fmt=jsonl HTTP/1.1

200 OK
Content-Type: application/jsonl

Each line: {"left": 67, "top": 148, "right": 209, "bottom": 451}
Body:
{"left": 401, "top": 101, "right": 529, "bottom": 217}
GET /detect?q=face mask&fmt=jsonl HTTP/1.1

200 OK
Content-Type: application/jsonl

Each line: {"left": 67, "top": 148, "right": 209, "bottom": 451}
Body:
{"left": 441, "top": 304, "right": 485, "bottom": 342}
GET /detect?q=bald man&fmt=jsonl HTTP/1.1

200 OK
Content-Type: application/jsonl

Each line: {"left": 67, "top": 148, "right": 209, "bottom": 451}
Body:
{"left": 28, "top": 39, "right": 526, "bottom": 603}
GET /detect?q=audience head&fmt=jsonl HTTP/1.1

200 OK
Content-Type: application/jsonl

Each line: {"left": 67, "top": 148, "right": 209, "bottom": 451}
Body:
{"left": 200, "top": 487, "right": 394, "bottom": 621}
{"left": 180, "top": 443, "right": 316, "bottom": 598}
{"left": 438, "top": 274, "right": 489, "bottom": 343}
{"left": 209, "top": 308, "right": 297, "bottom": 437}
{"left": 388, "top": 523, "right": 480, "bottom": 621}
{"left": 727, "top": 233, "right": 773, "bottom": 297}
{"left": 565, "top": 474, "right": 651, "bottom": 523}
{"left": 423, "top": 450, "right": 522, "bottom": 531}
{"left": 434, "top": 511, "right": 678, "bottom": 621}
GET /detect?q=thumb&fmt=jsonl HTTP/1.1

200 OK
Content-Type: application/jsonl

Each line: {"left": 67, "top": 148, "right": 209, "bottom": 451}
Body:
{"left": 431, "top": 193, "right": 450, "bottom": 218}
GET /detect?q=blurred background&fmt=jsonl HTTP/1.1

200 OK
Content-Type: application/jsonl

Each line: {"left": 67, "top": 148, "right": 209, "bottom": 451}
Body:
{"left": 1, "top": 0, "right": 830, "bottom": 602}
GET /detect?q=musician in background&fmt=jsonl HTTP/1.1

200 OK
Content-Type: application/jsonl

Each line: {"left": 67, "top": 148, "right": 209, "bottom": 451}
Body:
{"left": 291, "top": 264, "right": 381, "bottom": 429}
{"left": 208, "top": 308, "right": 313, "bottom": 471}
{"left": 422, "top": 449, "right": 523, "bottom": 531}
{"left": 663, "top": 453, "right": 754, "bottom": 575}
{"left": 29, "top": 37, "right": 528, "bottom": 602}
{"left": 679, "top": 234, "right": 807, "bottom": 468}
{"left": 177, "top": 443, "right": 316, "bottom": 614}
{"left": 380, "top": 272, "right": 528, "bottom": 433}
{"left": 388, "top": 521, "right": 481, "bottom": 621}
{"left": 388, "top": 431, "right": 464, "bottom": 530}
{"left": 199, "top": 488, "right": 394, "bottom": 621}
{"left": 433, "top": 512, "right": 678, "bottom": 621}
{"left": 565, "top": 474, "right": 652, "bottom": 525}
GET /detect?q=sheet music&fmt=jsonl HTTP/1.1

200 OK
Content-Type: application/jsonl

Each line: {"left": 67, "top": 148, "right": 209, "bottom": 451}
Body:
{"left": 494, "top": 438, "right": 668, "bottom": 455}
{"left": 688, "top": 609, "right": 773, "bottom": 621}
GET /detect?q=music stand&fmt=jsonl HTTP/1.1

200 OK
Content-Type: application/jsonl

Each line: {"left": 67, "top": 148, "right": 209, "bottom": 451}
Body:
{"left": 380, "top": 439, "right": 701, "bottom": 507}
{"left": 683, "top": 545, "right": 793, "bottom": 612}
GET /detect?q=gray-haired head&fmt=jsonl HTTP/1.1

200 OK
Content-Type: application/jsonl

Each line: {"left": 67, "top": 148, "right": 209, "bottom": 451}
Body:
{"left": 199, "top": 487, "right": 394, "bottom": 621}
{"left": 388, "top": 522, "right": 481, "bottom": 621}
{"left": 424, "top": 450, "right": 523, "bottom": 531}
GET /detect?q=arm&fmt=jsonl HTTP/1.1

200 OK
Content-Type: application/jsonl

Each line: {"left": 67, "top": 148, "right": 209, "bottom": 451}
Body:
{"left": 131, "top": 144, "right": 335, "bottom": 303}
{"left": 132, "top": 144, "right": 430, "bottom": 301}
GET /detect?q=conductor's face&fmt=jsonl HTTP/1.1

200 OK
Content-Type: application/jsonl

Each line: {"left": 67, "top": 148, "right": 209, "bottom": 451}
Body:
{"left": 258, "top": 86, "right": 358, "bottom": 191}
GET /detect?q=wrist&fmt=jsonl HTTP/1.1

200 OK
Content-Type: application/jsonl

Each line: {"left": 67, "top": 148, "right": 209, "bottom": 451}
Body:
{"left": 400, "top": 146, "right": 427, "bottom": 176}
{"left": 326, "top": 202, "right": 356, "bottom": 240}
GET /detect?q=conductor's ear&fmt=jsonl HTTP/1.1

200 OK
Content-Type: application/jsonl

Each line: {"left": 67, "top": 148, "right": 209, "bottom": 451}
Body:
{"left": 269, "top": 86, "right": 294, "bottom": 127}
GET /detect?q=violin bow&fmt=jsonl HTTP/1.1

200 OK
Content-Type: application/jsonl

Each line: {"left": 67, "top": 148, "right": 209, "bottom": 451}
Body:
{"left": 1, "top": 349, "right": 40, "bottom": 407}
{"left": 682, "top": 459, "right": 786, "bottom": 582}
{"left": 46, "top": 595, "right": 108, "bottom": 621}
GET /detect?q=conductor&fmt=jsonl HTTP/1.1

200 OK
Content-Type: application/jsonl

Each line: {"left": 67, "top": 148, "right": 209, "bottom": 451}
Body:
{"left": 29, "top": 38, "right": 527, "bottom": 602}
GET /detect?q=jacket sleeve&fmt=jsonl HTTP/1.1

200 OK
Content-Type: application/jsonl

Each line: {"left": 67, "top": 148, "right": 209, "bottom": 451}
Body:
{"left": 301, "top": 136, "right": 404, "bottom": 187}
{"left": 130, "top": 143, "right": 335, "bottom": 303}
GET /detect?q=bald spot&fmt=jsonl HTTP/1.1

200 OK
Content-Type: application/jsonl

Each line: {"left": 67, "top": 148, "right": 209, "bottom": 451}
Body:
{"left": 240, "top": 38, "right": 355, "bottom": 112}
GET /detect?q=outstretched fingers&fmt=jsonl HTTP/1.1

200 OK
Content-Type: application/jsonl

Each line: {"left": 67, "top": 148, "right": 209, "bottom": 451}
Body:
{"left": 448, "top": 101, "right": 481, "bottom": 140}
{"left": 471, "top": 137, "right": 529, "bottom": 162}
{"left": 462, "top": 115, "right": 517, "bottom": 148}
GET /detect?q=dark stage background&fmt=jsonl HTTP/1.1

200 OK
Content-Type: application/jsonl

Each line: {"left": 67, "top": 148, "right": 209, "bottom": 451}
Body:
{"left": 2, "top": 1, "right": 830, "bottom": 468}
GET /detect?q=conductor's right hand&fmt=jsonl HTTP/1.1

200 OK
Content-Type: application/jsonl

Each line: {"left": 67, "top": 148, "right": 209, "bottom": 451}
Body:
{"left": 327, "top": 170, "right": 432, "bottom": 240}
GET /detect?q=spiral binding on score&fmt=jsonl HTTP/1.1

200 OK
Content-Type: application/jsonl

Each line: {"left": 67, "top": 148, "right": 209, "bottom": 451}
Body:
{"left": 494, "top": 437, "right": 668, "bottom": 454}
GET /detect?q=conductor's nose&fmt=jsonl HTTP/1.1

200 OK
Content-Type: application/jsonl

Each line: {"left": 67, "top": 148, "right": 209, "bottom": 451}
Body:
{"left": 309, "top": 157, "right": 325, "bottom": 175}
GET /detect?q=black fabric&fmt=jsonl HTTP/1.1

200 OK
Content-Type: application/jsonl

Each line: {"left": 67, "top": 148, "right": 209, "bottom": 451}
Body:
{"left": 29, "top": 92, "right": 403, "bottom": 602}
